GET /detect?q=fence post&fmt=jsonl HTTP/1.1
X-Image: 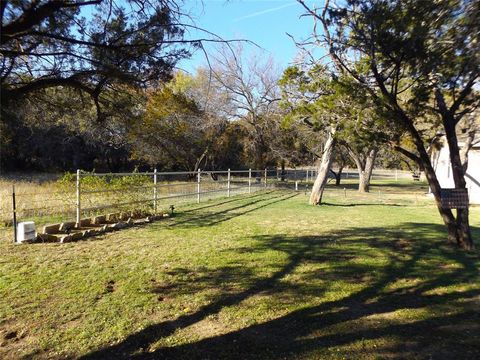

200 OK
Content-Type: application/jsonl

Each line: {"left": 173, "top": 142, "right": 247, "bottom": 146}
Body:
{"left": 264, "top": 168, "right": 267, "bottom": 188}
{"left": 227, "top": 168, "right": 231, "bottom": 197}
{"left": 295, "top": 181, "right": 298, "bottom": 192}
{"left": 153, "top": 168, "right": 158, "bottom": 213}
{"left": 306, "top": 169, "right": 309, "bottom": 182}
{"left": 248, "top": 168, "right": 252, "bottom": 194}
{"left": 12, "top": 185, "right": 17, "bottom": 243}
{"left": 197, "top": 169, "right": 201, "bottom": 203}
{"left": 76, "top": 169, "right": 81, "bottom": 226}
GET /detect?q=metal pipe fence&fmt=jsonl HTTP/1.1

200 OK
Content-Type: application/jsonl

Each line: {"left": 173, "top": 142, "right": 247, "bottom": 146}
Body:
{"left": 1, "top": 168, "right": 284, "bottom": 242}
{"left": 0, "top": 168, "right": 419, "bottom": 242}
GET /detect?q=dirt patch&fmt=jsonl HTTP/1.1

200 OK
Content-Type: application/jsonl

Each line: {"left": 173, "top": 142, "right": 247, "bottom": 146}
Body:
{"left": 105, "top": 279, "right": 115, "bottom": 293}
{"left": 0, "top": 322, "right": 32, "bottom": 360}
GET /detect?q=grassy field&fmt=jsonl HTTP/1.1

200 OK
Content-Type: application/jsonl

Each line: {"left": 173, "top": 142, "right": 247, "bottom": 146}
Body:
{"left": 0, "top": 182, "right": 479, "bottom": 359}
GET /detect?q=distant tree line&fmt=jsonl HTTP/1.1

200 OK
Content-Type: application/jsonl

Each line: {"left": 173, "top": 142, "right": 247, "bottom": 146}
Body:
{"left": 0, "top": 0, "right": 406, "bottom": 174}
{"left": 0, "top": 64, "right": 312, "bottom": 172}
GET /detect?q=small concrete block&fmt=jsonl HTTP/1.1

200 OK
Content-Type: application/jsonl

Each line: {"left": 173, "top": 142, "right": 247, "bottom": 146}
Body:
{"left": 60, "top": 232, "right": 83, "bottom": 243}
{"left": 117, "top": 222, "right": 128, "bottom": 230}
{"left": 59, "top": 221, "right": 76, "bottom": 232}
{"left": 107, "top": 224, "right": 116, "bottom": 230}
{"left": 131, "top": 210, "right": 142, "bottom": 219}
{"left": 89, "top": 229, "right": 99, "bottom": 237}
{"left": 71, "top": 232, "right": 84, "bottom": 241}
{"left": 79, "top": 218, "right": 92, "bottom": 227}
{"left": 107, "top": 213, "right": 120, "bottom": 222}
{"left": 92, "top": 215, "right": 106, "bottom": 225}
{"left": 60, "top": 235, "right": 72, "bottom": 243}
{"left": 82, "top": 229, "right": 93, "bottom": 237}
{"left": 110, "top": 222, "right": 126, "bottom": 230}
{"left": 37, "top": 233, "right": 59, "bottom": 242}
{"left": 134, "top": 219, "right": 147, "bottom": 225}
{"left": 43, "top": 223, "right": 61, "bottom": 234}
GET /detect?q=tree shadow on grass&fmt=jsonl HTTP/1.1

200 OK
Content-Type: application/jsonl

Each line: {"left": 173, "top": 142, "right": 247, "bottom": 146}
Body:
{"left": 322, "top": 202, "right": 407, "bottom": 207}
{"left": 81, "top": 223, "right": 480, "bottom": 360}
{"left": 170, "top": 191, "right": 298, "bottom": 229}
{"left": 179, "top": 190, "right": 278, "bottom": 214}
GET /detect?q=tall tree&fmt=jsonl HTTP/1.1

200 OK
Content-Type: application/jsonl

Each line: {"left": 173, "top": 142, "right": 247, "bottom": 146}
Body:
{"left": 169, "top": 69, "right": 243, "bottom": 170}
{"left": 129, "top": 86, "right": 206, "bottom": 171}
{"left": 280, "top": 64, "right": 384, "bottom": 202}
{"left": 210, "top": 44, "right": 281, "bottom": 169}
{"left": 1, "top": 85, "right": 141, "bottom": 171}
{"left": 298, "top": 0, "right": 479, "bottom": 249}
{"left": 280, "top": 64, "right": 338, "bottom": 204}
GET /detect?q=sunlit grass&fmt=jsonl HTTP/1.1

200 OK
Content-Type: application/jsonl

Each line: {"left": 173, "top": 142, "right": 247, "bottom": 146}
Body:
{"left": 0, "top": 182, "right": 479, "bottom": 359}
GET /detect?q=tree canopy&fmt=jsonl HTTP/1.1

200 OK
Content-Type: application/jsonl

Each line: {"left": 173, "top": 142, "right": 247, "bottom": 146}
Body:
{"left": 0, "top": 0, "right": 197, "bottom": 121}
{"left": 297, "top": 0, "right": 479, "bottom": 248}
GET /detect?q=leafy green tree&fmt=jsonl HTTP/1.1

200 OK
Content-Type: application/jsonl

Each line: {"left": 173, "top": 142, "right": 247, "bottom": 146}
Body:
{"left": 280, "top": 64, "right": 385, "bottom": 202}
{"left": 129, "top": 86, "right": 206, "bottom": 171}
{"left": 167, "top": 69, "right": 244, "bottom": 171}
{"left": 280, "top": 64, "right": 338, "bottom": 204}
{"left": 298, "top": 0, "right": 479, "bottom": 249}
{"left": 1, "top": 0, "right": 194, "bottom": 123}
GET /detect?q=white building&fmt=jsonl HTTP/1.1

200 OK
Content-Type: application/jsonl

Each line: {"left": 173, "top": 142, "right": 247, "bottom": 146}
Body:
{"left": 431, "top": 137, "right": 480, "bottom": 204}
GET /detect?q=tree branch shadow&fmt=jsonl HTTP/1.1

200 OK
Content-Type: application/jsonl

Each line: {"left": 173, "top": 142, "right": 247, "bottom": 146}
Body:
{"left": 170, "top": 191, "right": 298, "bottom": 228}
{"left": 80, "top": 223, "right": 480, "bottom": 360}
{"left": 179, "top": 190, "right": 278, "bottom": 214}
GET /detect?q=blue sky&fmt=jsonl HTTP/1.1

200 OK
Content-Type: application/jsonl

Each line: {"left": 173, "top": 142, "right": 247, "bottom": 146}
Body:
{"left": 178, "top": 0, "right": 318, "bottom": 73}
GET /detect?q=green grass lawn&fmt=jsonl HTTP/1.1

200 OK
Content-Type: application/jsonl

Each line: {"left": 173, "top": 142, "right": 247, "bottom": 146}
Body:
{"left": 0, "top": 183, "right": 479, "bottom": 359}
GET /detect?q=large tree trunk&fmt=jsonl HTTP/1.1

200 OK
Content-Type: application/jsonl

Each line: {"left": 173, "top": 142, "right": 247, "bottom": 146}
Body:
{"left": 441, "top": 114, "right": 473, "bottom": 249}
{"left": 347, "top": 146, "right": 378, "bottom": 193}
{"left": 400, "top": 106, "right": 473, "bottom": 250}
{"left": 358, "top": 148, "right": 377, "bottom": 192}
{"left": 459, "top": 129, "right": 476, "bottom": 173}
{"left": 309, "top": 127, "right": 336, "bottom": 205}
{"left": 336, "top": 165, "right": 343, "bottom": 186}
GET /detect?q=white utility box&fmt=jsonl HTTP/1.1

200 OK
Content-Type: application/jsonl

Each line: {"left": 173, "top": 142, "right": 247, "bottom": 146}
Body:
{"left": 17, "top": 221, "right": 36, "bottom": 243}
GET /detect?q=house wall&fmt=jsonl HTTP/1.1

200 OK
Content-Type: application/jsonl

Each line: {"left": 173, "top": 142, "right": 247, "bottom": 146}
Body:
{"left": 432, "top": 145, "right": 480, "bottom": 204}
{"left": 466, "top": 150, "right": 480, "bottom": 204}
